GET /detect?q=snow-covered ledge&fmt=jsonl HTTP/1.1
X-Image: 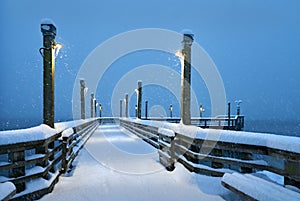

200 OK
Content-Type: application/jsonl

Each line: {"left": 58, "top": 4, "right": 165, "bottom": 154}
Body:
{"left": 120, "top": 118, "right": 300, "bottom": 188}
{"left": 0, "top": 118, "right": 99, "bottom": 200}
{"left": 129, "top": 118, "right": 300, "bottom": 154}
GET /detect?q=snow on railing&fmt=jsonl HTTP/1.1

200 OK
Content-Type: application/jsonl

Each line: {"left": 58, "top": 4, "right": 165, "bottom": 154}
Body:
{"left": 0, "top": 118, "right": 99, "bottom": 200}
{"left": 119, "top": 118, "right": 300, "bottom": 189}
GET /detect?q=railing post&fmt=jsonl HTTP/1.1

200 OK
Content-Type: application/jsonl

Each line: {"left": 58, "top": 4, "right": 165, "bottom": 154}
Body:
{"left": 36, "top": 144, "right": 49, "bottom": 168}
{"left": 211, "top": 149, "right": 223, "bottom": 175}
{"left": 240, "top": 152, "right": 253, "bottom": 173}
{"left": 80, "top": 79, "right": 86, "bottom": 119}
{"left": 158, "top": 129, "right": 175, "bottom": 171}
{"left": 41, "top": 21, "right": 57, "bottom": 128}
{"left": 48, "top": 141, "right": 55, "bottom": 172}
{"left": 8, "top": 151, "right": 25, "bottom": 192}
{"left": 61, "top": 136, "right": 68, "bottom": 173}
{"left": 181, "top": 31, "right": 193, "bottom": 125}
{"left": 284, "top": 159, "right": 300, "bottom": 188}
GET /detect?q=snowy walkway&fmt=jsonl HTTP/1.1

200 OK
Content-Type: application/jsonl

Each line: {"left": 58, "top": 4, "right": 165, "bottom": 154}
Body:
{"left": 40, "top": 125, "right": 241, "bottom": 201}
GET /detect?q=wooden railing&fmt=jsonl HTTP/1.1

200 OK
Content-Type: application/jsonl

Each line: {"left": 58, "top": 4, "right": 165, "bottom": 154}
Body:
{"left": 0, "top": 119, "right": 99, "bottom": 201}
{"left": 120, "top": 118, "right": 300, "bottom": 188}
{"left": 142, "top": 115, "right": 244, "bottom": 131}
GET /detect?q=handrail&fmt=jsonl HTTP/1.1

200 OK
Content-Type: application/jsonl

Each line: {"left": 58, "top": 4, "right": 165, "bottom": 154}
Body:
{"left": 0, "top": 118, "right": 99, "bottom": 200}
{"left": 141, "top": 115, "right": 244, "bottom": 131}
{"left": 120, "top": 118, "right": 300, "bottom": 188}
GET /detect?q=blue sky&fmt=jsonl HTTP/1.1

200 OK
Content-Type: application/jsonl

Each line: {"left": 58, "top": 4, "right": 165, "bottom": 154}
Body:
{"left": 1, "top": 0, "right": 300, "bottom": 129}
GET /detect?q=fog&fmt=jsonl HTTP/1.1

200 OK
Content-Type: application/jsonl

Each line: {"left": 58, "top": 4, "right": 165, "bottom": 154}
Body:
{"left": 1, "top": 0, "right": 300, "bottom": 130}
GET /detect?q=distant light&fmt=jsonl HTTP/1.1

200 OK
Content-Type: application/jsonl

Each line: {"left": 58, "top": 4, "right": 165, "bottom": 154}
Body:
{"left": 84, "top": 87, "right": 88, "bottom": 95}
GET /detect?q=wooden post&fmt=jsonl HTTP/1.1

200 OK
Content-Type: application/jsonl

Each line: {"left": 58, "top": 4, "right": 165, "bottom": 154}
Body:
{"left": 145, "top": 101, "right": 148, "bottom": 119}
{"left": 181, "top": 32, "right": 193, "bottom": 125}
{"left": 41, "top": 22, "right": 56, "bottom": 128}
{"left": 227, "top": 102, "right": 231, "bottom": 129}
{"left": 36, "top": 144, "right": 49, "bottom": 168}
{"left": 211, "top": 149, "right": 223, "bottom": 175}
{"left": 125, "top": 94, "right": 129, "bottom": 118}
{"left": 240, "top": 152, "right": 253, "bottom": 173}
{"left": 284, "top": 159, "right": 300, "bottom": 188}
{"left": 169, "top": 104, "right": 173, "bottom": 118}
{"left": 99, "top": 104, "right": 102, "bottom": 118}
{"left": 200, "top": 104, "right": 203, "bottom": 118}
{"left": 90, "top": 93, "right": 94, "bottom": 118}
{"left": 48, "top": 141, "right": 55, "bottom": 172}
{"left": 94, "top": 99, "right": 97, "bottom": 118}
{"left": 8, "top": 151, "right": 25, "bottom": 192}
{"left": 61, "top": 136, "right": 68, "bottom": 173}
{"left": 80, "top": 79, "right": 86, "bottom": 119}
{"left": 135, "top": 105, "right": 138, "bottom": 118}
{"left": 137, "top": 81, "right": 142, "bottom": 119}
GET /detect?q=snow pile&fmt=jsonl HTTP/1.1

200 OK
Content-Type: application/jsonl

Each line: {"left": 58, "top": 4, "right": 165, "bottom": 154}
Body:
{"left": 62, "top": 128, "right": 74, "bottom": 138}
{"left": 41, "top": 18, "right": 56, "bottom": 26}
{"left": 0, "top": 182, "right": 16, "bottom": 200}
{"left": 222, "top": 173, "right": 300, "bottom": 201}
{"left": 158, "top": 128, "right": 175, "bottom": 137}
{"left": 0, "top": 118, "right": 96, "bottom": 145}
{"left": 0, "top": 124, "right": 57, "bottom": 145}
{"left": 54, "top": 118, "right": 95, "bottom": 131}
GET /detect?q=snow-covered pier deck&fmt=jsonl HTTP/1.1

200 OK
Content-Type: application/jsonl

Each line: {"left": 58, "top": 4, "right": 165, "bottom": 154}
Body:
{"left": 0, "top": 118, "right": 299, "bottom": 201}
{"left": 41, "top": 125, "right": 239, "bottom": 201}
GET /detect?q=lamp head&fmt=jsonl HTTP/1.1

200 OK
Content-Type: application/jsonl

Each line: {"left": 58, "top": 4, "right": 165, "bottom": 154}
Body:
{"left": 41, "top": 23, "right": 56, "bottom": 36}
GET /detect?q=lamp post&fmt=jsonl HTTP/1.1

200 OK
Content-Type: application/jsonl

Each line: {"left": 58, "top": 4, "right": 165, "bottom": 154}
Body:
{"left": 90, "top": 93, "right": 94, "bottom": 118}
{"left": 235, "top": 100, "right": 242, "bottom": 116}
{"left": 124, "top": 93, "right": 129, "bottom": 118}
{"left": 169, "top": 104, "right": 173, "bottom": 118}
{"left": 120, "top": 99, "right": 123, "bottom": 118}
{"left": 80, "top": 79, "right": 86, "bottom": 119}
{"left": 99, "top": 104, "right": 102, "bottom": 118}
{"left": 94, "top": 99, "right": 98, "bottom": 118}
{"left": 180, "top": 31, "right": 194, "bottom": 125}
{"left": 41, "top": 21, "right": 58, "bottom": 128}
{"left": 145, "top": 101, "right": 148, "bottom": 119}
{"left": 199, "top": 104, "right": 205, "bottom": 118}
{"left": 137, "top": 81, "right": 142, "bottom": 119}
{"left": 228, "top": 102, "right": 231, "bottom": 128}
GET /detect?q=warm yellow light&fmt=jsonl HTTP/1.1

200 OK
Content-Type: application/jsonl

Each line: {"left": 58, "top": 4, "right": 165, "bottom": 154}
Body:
{"left": 175, "top": 50, "right": 183, "bottom": 59}
{"left": 175, "top": 50, "right": 184, "bottom": 68}
{"left": 53, "top": 43, "right": 63, "bottom": 58}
